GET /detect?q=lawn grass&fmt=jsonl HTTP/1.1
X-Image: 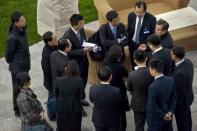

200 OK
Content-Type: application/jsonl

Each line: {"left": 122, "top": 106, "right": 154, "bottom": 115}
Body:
{"left": 0, "top": 0, "right": 97, "bottom": 57}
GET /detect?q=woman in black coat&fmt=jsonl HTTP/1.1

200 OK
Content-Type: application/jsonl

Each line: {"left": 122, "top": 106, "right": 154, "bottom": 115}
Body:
{"left": 54, "top": 60, "right": 85, "bottom": 131}
{"left": 103, "top": 45, "right": 130, "bottom": 131}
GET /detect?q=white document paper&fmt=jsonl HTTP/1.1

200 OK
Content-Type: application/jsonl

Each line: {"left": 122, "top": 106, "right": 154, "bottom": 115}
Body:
{"left": 82, "top": 42, "right": 96, "bottom": 48}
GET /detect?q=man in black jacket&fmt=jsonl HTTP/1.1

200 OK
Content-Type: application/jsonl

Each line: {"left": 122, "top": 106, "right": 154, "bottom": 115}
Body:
{"left": 99, "top": 10, "right": 128, "bottom": 58}
{"left": 171, "top": 47, "right": 194, "bottom": 131}
{"left": 147, "top": 59, "right": 176, "bottom": 131}
{"left": 41, "top": 31, "right": 57, "bottom": 97}
{"left": 155, "top": 19, "right": 174, "bottom": 49}
{"left": 63, "top": 14, "right": 92, "bottom": 106}
{"left": 5, "top": 11, "right": 30, "bottom": 116}
{"left": 127, "top": 50, "right": 153, "bottom": 131}
{"left": 89, "top": 66, "right": 121, "bottom": 131}
{"left": 127, "top": 1, "right": 156, "bottom": 67}
{"left": 147, "top": 34, "right": 172, "bottom": 76}
{"left": 50, "top": 37, "right": 71, "bottom": 89}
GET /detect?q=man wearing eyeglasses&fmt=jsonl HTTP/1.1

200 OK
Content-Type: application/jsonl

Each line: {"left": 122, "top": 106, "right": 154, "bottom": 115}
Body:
{"left": 127, "top": 1, "right": 156, "bottom": 68}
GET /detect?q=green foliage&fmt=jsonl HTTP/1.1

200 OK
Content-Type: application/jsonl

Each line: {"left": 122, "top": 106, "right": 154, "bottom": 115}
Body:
{"left": 0, "top": 0, "right": 97, "bottom": 57}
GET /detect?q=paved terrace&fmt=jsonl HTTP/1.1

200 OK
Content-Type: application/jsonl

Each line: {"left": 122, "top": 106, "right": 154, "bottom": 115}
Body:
{"left": 0, "top": 1, "right": 197, "bottom": 130}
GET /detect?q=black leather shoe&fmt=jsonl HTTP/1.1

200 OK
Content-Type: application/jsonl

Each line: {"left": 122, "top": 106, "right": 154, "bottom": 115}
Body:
{"left": 80, "top": 100, "right": 90, "bottom": 106}
{"left": 81, "top": 110, "right": 87, "bottom": 117}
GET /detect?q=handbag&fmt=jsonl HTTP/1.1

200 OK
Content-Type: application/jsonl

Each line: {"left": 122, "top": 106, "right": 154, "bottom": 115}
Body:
{"left": 88, "top": 30, "right": 105, "bottom": 61}
{"left": 47, "top": 97, "right": 57, "bottom": 121}
{"left": 25, "top": 123, "right": 45, "bottom": 131}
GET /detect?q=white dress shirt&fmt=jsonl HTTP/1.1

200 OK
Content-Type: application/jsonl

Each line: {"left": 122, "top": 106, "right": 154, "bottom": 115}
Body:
{"left": 155, "top": 74, "right": 164, "bottom": 80}
{"left": 175, "top": 59, "right": 185, "bottom": 67}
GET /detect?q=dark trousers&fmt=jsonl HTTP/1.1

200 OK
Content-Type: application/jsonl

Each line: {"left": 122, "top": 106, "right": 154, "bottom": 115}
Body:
{"left": 11, "top": 72, "right": 20, "bottom": 113}
{"left": 78, "top": 58, "right": 88, "bottom": 87}
{"left": 175, "top": 102, "right": 192, "bottom": 131}
{"left": 120, "top": 111, "right": 127, "bottom": 131}
{"left": 57, "top": 112, "right": 82, "bottom": 131}
{"left": 95, "top": 127, "right": 119, "bottom": 131}
{"left": 129, "top": 43, "right": 139, "bottom": 69}
{"left": 43, "top": 74, "right": 53, "bottom": 97}
{"left": 134, "top": 111, "right": 146, "bottom": 131}
{"left": 148, "top": 121, "right": 173, "bottom": 131}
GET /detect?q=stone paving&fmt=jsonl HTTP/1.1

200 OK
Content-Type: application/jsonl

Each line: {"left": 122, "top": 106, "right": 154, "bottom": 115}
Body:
{"left": 0, "top": 1, "right": 197, "bottom": 131}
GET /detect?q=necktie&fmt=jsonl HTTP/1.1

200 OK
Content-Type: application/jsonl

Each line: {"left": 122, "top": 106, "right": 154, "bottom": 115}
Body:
{"left": 135, "top": 16, "right": 142, "bottom": 44}
{"left": 76, "top": 31, "right": 81, "bottom": 42}
{"left": 111, "top": 26, "right": 117, "bottom": 39}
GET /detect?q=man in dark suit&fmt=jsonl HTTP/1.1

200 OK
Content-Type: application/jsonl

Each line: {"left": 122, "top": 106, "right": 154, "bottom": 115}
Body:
{"left": 155, "top": 19, "right": 174, "bottom": 49}
{"left": 171, "top": 47, "right": 194, "bottom": 131}
{"left": 50, "top": 37, "right": 70, "bottom": 90}
{"left": 147, "top": 59, "right": 176, "bottom": 131}
{"left": 99, "top": 10, "right": 128, "bottom": 57}
{"left": 127, "top": 1, "right": 156, "bottom": 67}
{"left": 5, "top": 11, "right": 30, "bottom": 116}
{"left": 147, "top": 34, "right": 172, "bottom": 76}
{"left": 41, "top": 31, "right": 57, "bottom": 97}
{"left": 127, "top": 50, "right": 153, "bottom": 131}
{"left": 63, "top": 14, "right": 92, "bottom": 106}
{"left": 89, "top": 66, "right": 121, "bottom": 131}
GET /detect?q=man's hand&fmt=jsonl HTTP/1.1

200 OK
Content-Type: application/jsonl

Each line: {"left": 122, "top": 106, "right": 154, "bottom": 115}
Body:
{"left": 164, "top": 112, "right": 173, "bottom": 121}
{"left": 138, "top": 44, "right": 147, "bottom": 51}
{"left": 83, "top": 47, "right": 93, "bottom": 52}
{"left": 40, "top": 111, "right": 45, "bottom": 120}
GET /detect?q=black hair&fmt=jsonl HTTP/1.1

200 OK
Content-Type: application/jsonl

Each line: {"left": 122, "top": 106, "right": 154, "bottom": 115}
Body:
{"left": 108, "top": 45, "right": 122, "bottom": 61}
{"left": 133, "top": 50, "right": 147, "bottom": 63}
{"left": 106, "top": 10, "right": 118, "bottom": 22}
{"left": 157, "top": 19, "right": 169, "bottom": 31}
{"left": 16, "top": 72, "right": 31, "bottom": 88}
{"left": 70, "top": 14, "right": 84, "bottom": 26}
{"left": 135, "top": 1, "right": 147, "bottom": 11}
{"left": 149, "top": 59, "right": 163, "bottom": 73}
{"left": 98, "top": 66, "right": 112, "bottom": 81}
{"left": 11, "top": 11, "right": 23, "bottom": 24}
{"left": 58, "top": 37, "right": 70, "bottom": 51}
{"left": 43, "top": 31, "right": 53, "bottom": 44}
{"left": 147, "top": 34, "right": 161, "bottom": 47}
{"left": 172, "top": 46, "right": 185, "bottom": 59}
{"left": 65, "top": 60, "right": 80, "bottom": 77}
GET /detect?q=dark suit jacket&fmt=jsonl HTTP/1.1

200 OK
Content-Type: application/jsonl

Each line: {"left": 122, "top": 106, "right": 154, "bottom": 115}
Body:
{"left": 54, "top": 76, "right": 85, "bottom": 112}
{"left": 160, "top": 32, "right": 174, "bottom": 49}
{"left": 103, "top": 58, "right": 130, "bottom": 111}
{"left": 99, "top": 23, "right": 128, "bottom": 52}
{"left": 127, "top": 12, "right": 156, "bottom": 46}
{"left": 5, "top": 24, "right": 30, "bottom": 74}
{"left": 173, "top": 59, "right": 194, "bottom": 106}
{"left": 146, "top": 76, "right": 176, "bottom": 126}
{"left": 89, "top": 84, "right": 121, "bottom": 128}
{"left": 63, "top": 27, "right": 88, "bottom": 85}
{"left": 41, "top": 44, "right": 57, "bottom": 92}
{"left": 151, "top": 48, "right": 172, "bottom": 76}
{"left": 127, "top": 67, "right": 154, "bottom": 112}
{"left": 50, "top": 50, "right": 69, "bottom": 85}
{"left": 63, "top": 27, "right": 86, "bottom": 62}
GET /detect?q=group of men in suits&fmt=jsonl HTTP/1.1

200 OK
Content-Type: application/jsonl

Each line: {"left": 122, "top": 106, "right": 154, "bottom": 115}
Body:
{"left": 90, "top": 47, "right": 194, "bottom": 131}
{"left": 89, "top": 1, "right": 194, "bottom": 131}
{"left": 38, "top": 1, "right": 194, "bottom": 131}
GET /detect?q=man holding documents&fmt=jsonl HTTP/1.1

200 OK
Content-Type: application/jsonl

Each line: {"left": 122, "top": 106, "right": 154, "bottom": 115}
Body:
{"left": 63, "top": 14, "right": 92, "bottom": 110}
{"left": 99, "top": 10, "right": 128, "bottom": 59}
